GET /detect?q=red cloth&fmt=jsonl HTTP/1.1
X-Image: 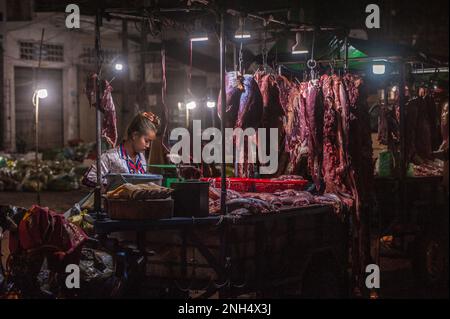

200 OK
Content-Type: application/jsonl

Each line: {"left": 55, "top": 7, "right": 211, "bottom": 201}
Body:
{"left": 9, "top": 205, "right": 88, "bottom": 272}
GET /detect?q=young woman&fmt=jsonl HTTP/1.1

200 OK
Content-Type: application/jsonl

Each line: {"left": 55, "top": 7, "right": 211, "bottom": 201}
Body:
{"left": 82, "top": 112, "right": 160, "bottom": 188}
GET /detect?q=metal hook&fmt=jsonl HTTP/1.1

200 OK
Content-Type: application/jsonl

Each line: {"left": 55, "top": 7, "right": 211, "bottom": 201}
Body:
{"left": 238, "top": 42, "right": 244, "bottom": 74}
{"left": 307, "top": 59, "right": 317, "bottom": 80}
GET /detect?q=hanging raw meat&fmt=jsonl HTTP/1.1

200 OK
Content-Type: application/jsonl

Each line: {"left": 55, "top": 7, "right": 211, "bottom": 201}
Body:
{"left": 217, "top": 71, "right": 244, "bottom": 128}
{"left": 322, "top": 74, "right": 341, "bottom": 194}
{"left": 275, "top": 75, "right": 294, "bottom": 175}
{"left": 344, "top": 73, "right": 374, "bottom": 216}
{"left": 255, "top": 72, "right": 285, "bottom": 129}
{"left": 254, "top": 72, "right": 288, "bottom": 176}
{"left": 283, "top": 82, "right": 309, "bottom": 175}
{"left": 85, "top": 74, "right": 118, "bottom": 148}
{"left": 275, "top": 75, "right": 292, "bottom": 114}
{"left": 424, "top": 94, "right": 439, "bottom": 150}
{"left": 415, "top": 96, "right": 433, "bottom": 160}
{"left": 305, "top": 80, "right": 324, "bottom": 191}
{"left": 100, "top": 80, "right": 118, "bottom": 148}
{"left": 235, "top": 74, "right": 263, "bottom": 129}
{"left": 234, "top": 74, "right": 263, "bottom": 177}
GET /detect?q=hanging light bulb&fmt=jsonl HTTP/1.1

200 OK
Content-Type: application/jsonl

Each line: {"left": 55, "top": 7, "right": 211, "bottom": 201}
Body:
{"left": 190, "top": 19, "right": 208, "bottom": 42}
{"left": 207, "top": 100, "right": 216, "bottom": 108}
{"left": 235, "top": 17, "right": 251, "bottom": 39}
{"left": 372, "top": 60, "right": 387, "bottom": 75}
{"left": 186, "top": 100, "right": 197, "bottom": 110}
{"left": 292, "top": 32, "right": 309, "bottom": 54}
{"left": 185, "top": 91, "right": 197, "bottom": 110}
{"left": 36, "top": 89, "right": 48, "bottom": 99}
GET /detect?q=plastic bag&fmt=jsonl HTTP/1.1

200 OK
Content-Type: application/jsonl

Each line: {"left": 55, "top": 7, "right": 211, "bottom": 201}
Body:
{"left": 377, "top": 151, "right": 394, "bottom": 177}
{"left": 79, "top": 248, "right": 114, "bottom": 283}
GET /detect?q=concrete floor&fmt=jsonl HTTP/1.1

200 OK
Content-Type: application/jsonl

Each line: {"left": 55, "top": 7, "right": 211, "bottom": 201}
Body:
{"left": 0, "top": 189, "right": 90, "bottom": 213}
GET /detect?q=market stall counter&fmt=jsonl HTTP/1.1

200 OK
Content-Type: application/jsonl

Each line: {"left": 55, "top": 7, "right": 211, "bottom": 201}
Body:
{"left": 93, "top": 204, "right": 348, "bottom": 298}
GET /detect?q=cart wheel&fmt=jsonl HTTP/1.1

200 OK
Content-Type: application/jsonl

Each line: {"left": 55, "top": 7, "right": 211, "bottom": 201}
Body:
{"left": 300, "top": 252, "right": 347, "bottom": 298}
{"left": 412, "top": 230, "right": 448, "bottom": 290}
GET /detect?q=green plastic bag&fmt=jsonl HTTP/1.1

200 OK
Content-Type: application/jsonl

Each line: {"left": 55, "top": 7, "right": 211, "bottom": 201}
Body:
{"left": 378, "top": 151, "right": 394, "bottom": 177}
{"left": 407, "top": 163, "right": 415, "bottom": 177}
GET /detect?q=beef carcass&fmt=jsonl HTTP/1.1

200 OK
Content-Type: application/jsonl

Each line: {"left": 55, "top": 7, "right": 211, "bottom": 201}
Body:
{"left": 305, "top": 80, "right": 324, "bottom": 190}
{"left": 85, "top": 75, "right": 118, "bottom": 147}
{"left": 424, "top": 94, "right": 439, "bottom": 150}
{"left": 344, "top": 74, "right": 373, "bottom": 216}
{"left": 218, "top": 71, "right": 244, "bottom": 128}
{"left": 404, "top": 98, "right": 419, "bottom": 162}
{"left": 283, "top": 82, "right": 309, "bottom": 175}
{"left": 274, "top": 75, "right": 294, "bottom": 175}
{"left": 235, "top": 74, "right": 263, "bottom": 177}
{"left": 255, "top": 73, "right": 285, "bottom": 129}
{"left": 275, "top": 75, "right": 292, "bottom": 114}
{"left": 377, "top": 104, "right": 389, "bottom": 145}
{"left": 342, "top": 74, "right": 374, "bottom": 291}
{"left": 255, "top": 72, "right": 287, "bottom": 177}
{"left": 321, "top": 74, "right": 341, "bottom": 195}
{"left": 283, "top": 85, "right": 298, "bottom": 163}
{"left": 256, "top": 73, "right": 285, "bottom": 142}
{"left": 99, "top": 80, "right": 118, "bottom": 148}
{"left": 415, "top": 96, "right": 433, "bottom": 160}
{"left": 377, "top": 102, "right": 400, "bottom": 154}
{"left": 235, "top": 74, "right": 263, "bottom": 129}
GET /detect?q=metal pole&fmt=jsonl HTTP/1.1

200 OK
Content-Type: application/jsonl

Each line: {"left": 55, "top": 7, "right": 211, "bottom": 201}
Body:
{"left": 94, "top": 8, "right": 103, "bottom": 217}
{"left": 0, "top": 0, "right": 5, "bottom": 150}
{"left": 140, "top": 18, "right": 147, "bottom": 110}
{"left": 233, "top": 43, "right": 237, "bottom": 72}
{"left": 211, "top": 107, "right": 216, "bottom": 128}
{"left": 219, "top": 11, "right": 227, "bottom": 215}
{"left": 398, "top": 62, "right": 406, "bottom": 222}
{"left": 121, "top": 19, "right": 129, "bottom": 132}
{"left": 186, "top": 107, "right": 189, "bottom": 129}
{"left": 344, "top": 36, "right": 349, "bottom": 73}
{"left": 34, "top": 94, "right": 40, "bottom": 205}
{"left": 35, "top": 28, "right": 44, "bottom": 206}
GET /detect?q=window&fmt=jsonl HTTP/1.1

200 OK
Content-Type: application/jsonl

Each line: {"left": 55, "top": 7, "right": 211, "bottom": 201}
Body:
{"left": 81, "top": 47, "right": 120, "bottom": 65}
{"left": 19, "top": 41, "right": 64, "bottom": 62}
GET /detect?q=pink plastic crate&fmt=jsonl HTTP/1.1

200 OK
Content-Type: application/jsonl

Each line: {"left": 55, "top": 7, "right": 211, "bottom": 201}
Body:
{"left": 252, "top": 179, "right": 308, "bottom": 193}
{"left": 200, "top": 177, "right": 254, "bottom": 192}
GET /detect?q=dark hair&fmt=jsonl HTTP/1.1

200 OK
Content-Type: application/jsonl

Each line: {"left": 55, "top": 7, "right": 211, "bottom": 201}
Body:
{"left": 126, "top": 112, "right": 159, "bottom": 140}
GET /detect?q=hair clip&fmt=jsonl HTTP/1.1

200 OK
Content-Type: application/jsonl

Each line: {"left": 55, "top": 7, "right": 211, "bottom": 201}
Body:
{"left": 142, "top": 112, "right": 161, "bottom": 128}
